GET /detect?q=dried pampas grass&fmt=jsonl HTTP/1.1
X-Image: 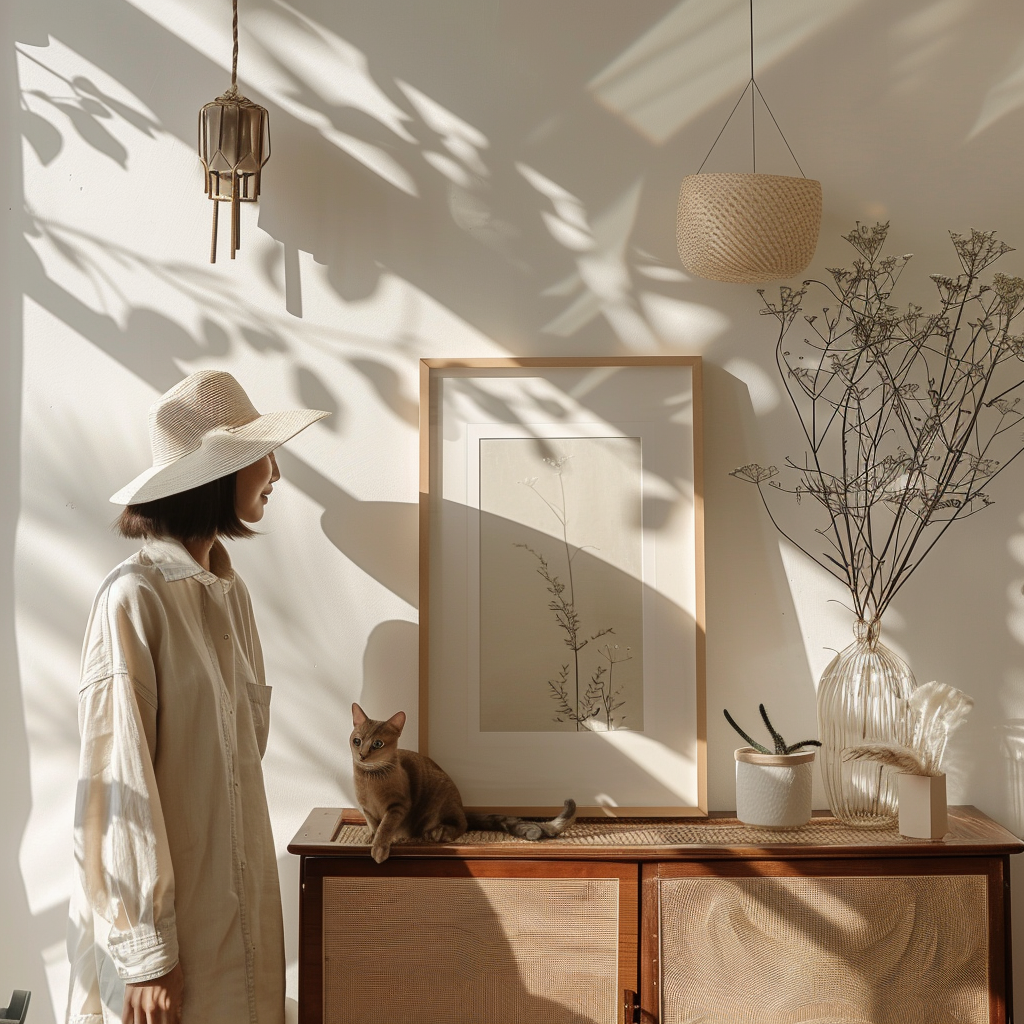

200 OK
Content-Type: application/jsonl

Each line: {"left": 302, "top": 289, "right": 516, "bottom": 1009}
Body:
{"left": 909, "top": 681, "right": 974, "bottom": 773}
{"left": 842, "top": 680, "right": 973, "bottom": 777}
{"left": 843, "top": 742, "right": 930, "bottom": 776}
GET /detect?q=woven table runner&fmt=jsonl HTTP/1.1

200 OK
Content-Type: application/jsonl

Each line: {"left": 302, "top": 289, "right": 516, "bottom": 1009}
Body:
{"left": 330, "top": 816, "right": 912, "bottom": 848}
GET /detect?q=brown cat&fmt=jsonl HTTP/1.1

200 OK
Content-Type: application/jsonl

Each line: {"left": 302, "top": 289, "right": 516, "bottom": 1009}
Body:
{"left": 350, "top": 703, "right": 577, "bottom": 863}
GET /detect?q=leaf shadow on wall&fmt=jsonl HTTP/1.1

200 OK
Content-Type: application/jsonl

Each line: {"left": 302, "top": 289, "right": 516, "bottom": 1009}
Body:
{"left": 275, "top": 449, "right": 418, "bottom": 609}
{"left": 250, "top": 0, "right": 685, "bottom": 344}
{"left": 359, "top": 620, "right": 419, "bottom": 724}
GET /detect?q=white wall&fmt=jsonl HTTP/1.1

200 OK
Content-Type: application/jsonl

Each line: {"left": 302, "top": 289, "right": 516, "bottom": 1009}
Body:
{"left": 5, "top": 0, "right": 1024, "bottom": 1018}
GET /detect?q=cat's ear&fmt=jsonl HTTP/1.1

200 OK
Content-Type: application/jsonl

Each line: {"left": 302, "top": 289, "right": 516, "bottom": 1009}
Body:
{"left": 352, "top": 703, "right": 367, "bottom": 726}
{"left": 387, "top": 710, "right": 407, "bottom": 735}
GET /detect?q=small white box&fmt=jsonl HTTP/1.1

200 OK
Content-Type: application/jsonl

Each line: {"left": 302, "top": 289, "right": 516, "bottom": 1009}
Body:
{"left": 897, "top": 773, "right": 948, "bottom": 840}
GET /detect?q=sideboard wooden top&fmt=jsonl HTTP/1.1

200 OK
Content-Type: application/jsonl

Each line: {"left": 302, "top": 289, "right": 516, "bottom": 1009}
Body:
{"left": 287, "top": 806, "right": 1023, "bottom": 861}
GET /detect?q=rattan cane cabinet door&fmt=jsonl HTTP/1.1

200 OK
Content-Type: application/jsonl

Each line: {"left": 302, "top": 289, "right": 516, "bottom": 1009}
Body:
{"left": 649, "top": 859, "right": 997, "bottom": 1024}
{"left": 304, "top": 859, "right": 638, "bottom": 1024}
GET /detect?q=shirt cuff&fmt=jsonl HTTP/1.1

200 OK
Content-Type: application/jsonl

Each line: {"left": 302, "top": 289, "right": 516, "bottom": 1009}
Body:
{"left": 109, "top": 924, "right": 179, "bottom": 983}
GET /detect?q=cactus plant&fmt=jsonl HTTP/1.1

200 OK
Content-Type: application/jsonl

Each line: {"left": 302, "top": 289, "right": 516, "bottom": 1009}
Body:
{"left": 724, "top": 704, "right": 822, "bottom": 756}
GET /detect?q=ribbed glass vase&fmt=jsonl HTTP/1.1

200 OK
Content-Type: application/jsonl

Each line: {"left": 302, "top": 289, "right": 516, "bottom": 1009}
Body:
{"left": 817, "top": 619, "right": 917, "bottom": 827}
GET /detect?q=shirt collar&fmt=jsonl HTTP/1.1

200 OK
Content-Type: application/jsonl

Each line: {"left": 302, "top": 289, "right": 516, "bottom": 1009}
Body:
{"left": 142, "top": 537, "right": 237, "bottom": 590}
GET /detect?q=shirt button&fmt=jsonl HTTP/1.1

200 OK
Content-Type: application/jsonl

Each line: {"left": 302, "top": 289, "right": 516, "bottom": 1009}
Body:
{"left": 223, "top": 634, "right": 230, "bottom": 640}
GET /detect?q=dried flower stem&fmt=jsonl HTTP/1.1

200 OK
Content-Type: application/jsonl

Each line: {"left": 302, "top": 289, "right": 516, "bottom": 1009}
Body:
{"left": 733, "top": 223, "right": 1024, "bottom": 623}
{"left": 517, "top": 456, "right": 614, "bottom": 729}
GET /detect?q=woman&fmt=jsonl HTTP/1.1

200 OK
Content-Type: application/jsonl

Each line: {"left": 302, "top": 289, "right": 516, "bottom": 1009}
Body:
{"left": 66, "top": 371, "right": 328, "bottom": 1024}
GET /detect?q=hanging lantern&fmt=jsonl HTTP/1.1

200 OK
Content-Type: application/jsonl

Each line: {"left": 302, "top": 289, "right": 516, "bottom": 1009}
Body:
{"left": 677, "top": 172, "right": 821, "bottom": 284}
{"left": 676, "top": 0, "right": 821, "bottom": 284}
{"left": 198, "top": 0, "right": 270, "bottom": 263}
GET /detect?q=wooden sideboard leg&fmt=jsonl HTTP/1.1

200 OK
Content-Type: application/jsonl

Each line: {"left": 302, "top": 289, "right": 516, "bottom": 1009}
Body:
{"left": 1003, "top": 854, "right": 1015, "bottom": 1024}
{"left": 298, "top": 856, "right": 324, "bottom": 1024}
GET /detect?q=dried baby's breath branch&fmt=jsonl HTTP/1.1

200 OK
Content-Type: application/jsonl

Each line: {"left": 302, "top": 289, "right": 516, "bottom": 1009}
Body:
{"left": 735, "top": 223, "right": 1024, "bottom": 623}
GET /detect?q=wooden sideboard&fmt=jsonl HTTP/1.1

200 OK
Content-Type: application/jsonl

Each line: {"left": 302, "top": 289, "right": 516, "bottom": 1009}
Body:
{"left": 289, "top": 806, "right": 1023, "bottom": 1024}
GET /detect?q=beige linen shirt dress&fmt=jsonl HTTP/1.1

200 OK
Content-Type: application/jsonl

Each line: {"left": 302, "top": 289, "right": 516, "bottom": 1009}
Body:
{"left": 66, "top": 538, "right": 285, "bottom": 1024}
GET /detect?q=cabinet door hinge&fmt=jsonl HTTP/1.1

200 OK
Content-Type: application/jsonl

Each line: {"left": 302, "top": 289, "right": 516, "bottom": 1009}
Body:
{"left": 624, "top": 988, "right": 656, "bottom": 1023}
{"left": 623, "top": 989, "right": 641, "bottom": 1024}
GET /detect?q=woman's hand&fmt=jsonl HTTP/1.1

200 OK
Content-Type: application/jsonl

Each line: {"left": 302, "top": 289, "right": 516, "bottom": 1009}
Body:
{"left": 122, "top": 962, "right": 184, "bottom": 1024}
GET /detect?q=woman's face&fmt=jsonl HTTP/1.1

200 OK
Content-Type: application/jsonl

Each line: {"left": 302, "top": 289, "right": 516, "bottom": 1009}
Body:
{"left": 235, "top": 451, "right": 280, "bottom": 523}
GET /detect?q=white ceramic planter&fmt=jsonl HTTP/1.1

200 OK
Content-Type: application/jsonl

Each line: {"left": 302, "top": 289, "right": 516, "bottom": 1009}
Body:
{"left": 897, "top": 773, "right": 948, "bottom": 840}
{"left": 735, "top": 747, "right": 815, "bottom": 829}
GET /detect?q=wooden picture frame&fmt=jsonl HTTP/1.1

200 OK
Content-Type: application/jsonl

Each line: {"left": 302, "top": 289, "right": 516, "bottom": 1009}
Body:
{"left": 419, "top": 357, "right": 706, "bottom": 816}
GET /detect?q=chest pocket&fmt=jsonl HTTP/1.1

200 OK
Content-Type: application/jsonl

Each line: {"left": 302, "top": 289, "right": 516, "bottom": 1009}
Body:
{"left": 245, "top": 681, "right": 273, "bottom": 757}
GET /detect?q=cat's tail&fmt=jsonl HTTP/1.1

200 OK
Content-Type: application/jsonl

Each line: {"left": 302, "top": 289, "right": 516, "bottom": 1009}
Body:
{"left": 467, "top": 799, "right": 577, "bottom": 841}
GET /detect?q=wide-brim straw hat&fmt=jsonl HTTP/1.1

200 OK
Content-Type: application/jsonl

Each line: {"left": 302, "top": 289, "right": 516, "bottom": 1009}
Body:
{"left": 110, "top": 370, "right": 329, "bottom": 505}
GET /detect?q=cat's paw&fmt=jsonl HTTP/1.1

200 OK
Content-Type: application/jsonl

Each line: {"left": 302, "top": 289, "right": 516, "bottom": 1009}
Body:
{"left": 371, "top": 840, "right": 391, "bottom": 863}
{"left": 425, "top": 824, "right": 461, "bottom": 843}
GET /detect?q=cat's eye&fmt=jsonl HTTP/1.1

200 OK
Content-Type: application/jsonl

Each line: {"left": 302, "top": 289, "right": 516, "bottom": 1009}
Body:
{"left": 352, "top": 738, "right": 361, "bottom": 746}
{"left": 371, "top": 739, "right": 384, "bottom": 749}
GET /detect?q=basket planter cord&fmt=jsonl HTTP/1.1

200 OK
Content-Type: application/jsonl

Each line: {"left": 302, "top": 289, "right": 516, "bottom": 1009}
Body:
{"left": 696, "top": 0, "right": 807, "bottom": 178}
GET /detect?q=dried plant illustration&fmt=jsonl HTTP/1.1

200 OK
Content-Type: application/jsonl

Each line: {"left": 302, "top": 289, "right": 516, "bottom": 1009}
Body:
{"left": 515, "top": 454, "right": 629, "bottom": 731}
{"left": 732, "top": 223, "right": 1024, "bottom": 625}
{"left": 587, "top": 643, "right": 632, "bottom": 731}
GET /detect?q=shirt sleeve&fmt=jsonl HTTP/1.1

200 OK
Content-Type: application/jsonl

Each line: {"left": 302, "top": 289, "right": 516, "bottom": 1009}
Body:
{"left": 75, "top": 573, "right": 179, "bottom": 983}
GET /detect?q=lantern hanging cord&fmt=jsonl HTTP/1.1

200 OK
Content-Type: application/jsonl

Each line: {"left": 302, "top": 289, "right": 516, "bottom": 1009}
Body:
{"left": 230, "top": 0, "right": 239, "bottom": 92}
{"left": 695, "top": 0, "right": 807, "bottom": 178}
{"left": 750, "top": 0, "right": 755, "bottom": 173}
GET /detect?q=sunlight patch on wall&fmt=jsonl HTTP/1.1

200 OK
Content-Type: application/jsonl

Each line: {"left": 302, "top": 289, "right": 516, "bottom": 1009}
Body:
{"left": 519, "top": 168, "right": 654, "bottom": 347}
{"left": 588, "top": 0, "right": 862, "bottom": 144}
{"left": 968, "top": 35, "right": 1024, "bottom": 139}
{"left": 42, "top": 941, "right": 70, "bottom": 1024}
{"left": 641, "top": 293, "right": 730, "bottom": 351}
{"left": 16, "top": 300, "right": 155, "bottom": 918}
{"left": 596, "top": 731, "right": 697, "bottom": 803}
{"left": 722, "top": 356, "right": 779, "bottom": 415}
{"left": 1007, "top": 529, "right": 1024, "bottom": 648}
{"left": 998, "top": 676, "right": 1024, "bottom": 839}
{"left": 890, "top": 0, "right": 974, "bottom": 97}
{"left": 391, "top": 80, "right": 522, "bottom": 254}
{"left": 255, "top": 2, "right": 416, "bottom": 141}
{"left": 776, "top": 538, "right": 884, "bottom": 683}
{"left": 397, "top": 80, "right": 490, "bottom": 178}
{"left": 517, "top": 164, "right": 727, "bottom": 350}
{"left": 518, "top": 164, "right": 594, "bottom": 246}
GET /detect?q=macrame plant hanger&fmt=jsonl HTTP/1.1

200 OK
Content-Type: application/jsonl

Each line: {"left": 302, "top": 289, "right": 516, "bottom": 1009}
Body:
{"left": 676, "top": 0, "right": 822, "bottom": 284}
{"left": 198, "top": 0, "right": 271, "bottom": 263}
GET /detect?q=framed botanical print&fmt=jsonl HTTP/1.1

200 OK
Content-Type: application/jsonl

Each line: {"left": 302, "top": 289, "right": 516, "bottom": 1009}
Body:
{"left": 419, "top": 357, "right": 706, "bottom": 816}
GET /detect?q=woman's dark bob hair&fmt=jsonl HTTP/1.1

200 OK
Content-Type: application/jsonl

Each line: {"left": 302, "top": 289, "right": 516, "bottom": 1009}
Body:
{"left": 116, "top": 472, "right": 255, "bottom": 542}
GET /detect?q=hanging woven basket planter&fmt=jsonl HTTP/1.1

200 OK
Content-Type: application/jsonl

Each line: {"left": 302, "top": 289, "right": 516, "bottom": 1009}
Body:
{"left": 676, "top": 172, "right": 822, "bottom": 284}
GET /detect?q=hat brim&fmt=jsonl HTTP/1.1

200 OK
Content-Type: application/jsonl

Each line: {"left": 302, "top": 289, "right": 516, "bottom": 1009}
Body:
{"left": 110, "top": 408, "right": 329, "bottom": 505}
